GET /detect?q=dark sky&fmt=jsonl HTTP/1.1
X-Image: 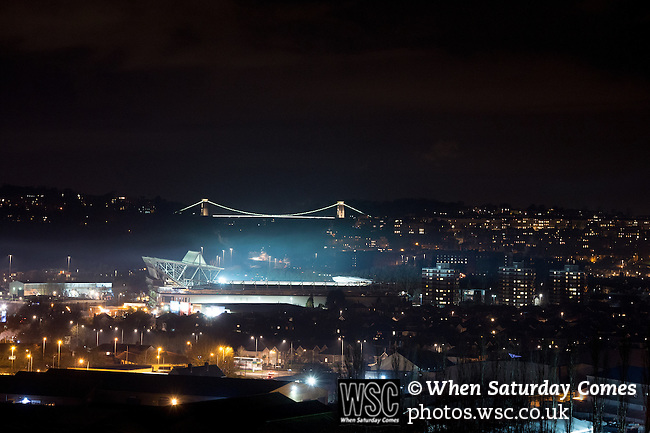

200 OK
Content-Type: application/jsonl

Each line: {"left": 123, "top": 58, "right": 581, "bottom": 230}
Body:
{"left": 1, "top": 1, "right": 649, "bottom": 214}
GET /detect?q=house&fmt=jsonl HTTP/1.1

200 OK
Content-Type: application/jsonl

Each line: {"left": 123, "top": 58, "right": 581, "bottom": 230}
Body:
{"left": 371, "top": 347, "right": 447, "bottom": 380}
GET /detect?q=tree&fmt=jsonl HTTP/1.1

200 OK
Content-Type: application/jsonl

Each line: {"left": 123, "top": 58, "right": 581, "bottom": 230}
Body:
{"left": 326, "top": 289, "right": 345, "bottom": 310}
{"left": 643, "top": 327, "right": 650, "bottom": 432}
{"left": 565, "top": 342, "right": 577, "bottom": 433}
{"left": 590, "top": 337, "right": 605, "bottom": 433}
{"left": 343, "top": 343, "right": 364, "bottom": 379}
{"left": 617, "top": 336, "right": 630, "bottom": 433}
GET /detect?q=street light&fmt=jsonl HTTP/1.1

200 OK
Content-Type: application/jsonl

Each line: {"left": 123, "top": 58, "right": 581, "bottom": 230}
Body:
{"left": 157, "top": 347, "right": 162, "bottom": 365}
{"left": 114, "top": 337, "right": 118, "bottom": 355}
{"left": 57, "top": 340, "right": 62, "bottom": 368}
{"left": 115, "top": 326, "right": 124, "bottom": 343}
{"left": 10, "top": 346, "right": 15, "bottom": 370}
{"left": 134, "top": 329, "right": 144, "bottom": 345}
{"left": 27, "top": 352, "right": 32, "bottom": 372}
{"left": 251, "top": 335, "right": 262, "bottom": 360}
{"left": 42, "top": 337, "right": 47, "bottom": 357}
{"left": 357, "top": 339, "right": 366, "bottom": 362}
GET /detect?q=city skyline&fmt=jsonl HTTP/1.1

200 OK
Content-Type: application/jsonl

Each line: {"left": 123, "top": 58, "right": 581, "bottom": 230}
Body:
{"left": 3, "top": 3, "right": 650, "bottom": 431}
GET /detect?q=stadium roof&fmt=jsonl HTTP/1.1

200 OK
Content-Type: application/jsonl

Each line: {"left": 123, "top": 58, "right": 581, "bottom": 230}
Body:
{"left": 143, "top": 251, "right": 222, "bottom": 287}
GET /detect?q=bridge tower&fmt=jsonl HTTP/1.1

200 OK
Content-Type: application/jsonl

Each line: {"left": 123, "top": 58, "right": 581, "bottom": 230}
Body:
{"left": 200, "top": 198, "right": 209, "bottom": 217}
{"left": 336, "top": 201, "right": 345, "bottom": 219}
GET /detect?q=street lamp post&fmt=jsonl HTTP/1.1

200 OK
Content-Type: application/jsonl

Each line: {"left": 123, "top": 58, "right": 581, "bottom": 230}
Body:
{"left": 10, "top": 346, "right": 15, "bottom": 370}
{"left": 43, "top": 337, "right": 47, "bottom": 357}
{"left": 57, "top": 340, "right": 62, "bottom": 368}
{"left": 134, "top": 329, "right": 143, "bottom": 345}
{"left": 157, "top": 347, "right": 162, "bottom": 365}
{"left": 114, "top": 337, "right": 118, "bottom": 355}
{"left": 250, "top": 335, "right": 263, "bottom": 371}
{"left": 358, "top": 339, "right": 366, "bottom": 361}
{"left": 115, "top": 327, "right": 124, "bottom": 344}
{"left": 251, "top": 335, "right": 262, "bottom": 359}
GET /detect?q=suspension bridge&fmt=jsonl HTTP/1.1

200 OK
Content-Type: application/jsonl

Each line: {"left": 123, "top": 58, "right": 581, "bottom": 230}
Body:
{"left": 176, "top": 199, "right": 369, "bottom": 219}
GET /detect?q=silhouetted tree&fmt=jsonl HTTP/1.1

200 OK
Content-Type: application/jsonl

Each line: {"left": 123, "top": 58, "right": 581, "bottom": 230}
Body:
{"left": 325, "top": 289, "right": 345, "bottom": 310}
{"left": 617, "top": 335, "right": 630, "bottom": 433}
{"left": 590, "top": 337, "right": 605, "bottom": 433}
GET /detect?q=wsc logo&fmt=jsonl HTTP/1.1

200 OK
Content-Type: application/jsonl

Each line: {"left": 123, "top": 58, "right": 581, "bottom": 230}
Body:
{"left": 338, "top": 379, "right": 401, "bottom": 425}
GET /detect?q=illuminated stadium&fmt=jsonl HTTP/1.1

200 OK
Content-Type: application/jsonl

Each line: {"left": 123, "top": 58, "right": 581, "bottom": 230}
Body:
{"left": 142, "top": 251, "right": 374, "bottom": 313}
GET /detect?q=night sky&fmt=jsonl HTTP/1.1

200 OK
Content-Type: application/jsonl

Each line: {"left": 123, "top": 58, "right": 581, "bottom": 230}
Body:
{"left": 1, "top": 1, "right": 649, "bottom": 214}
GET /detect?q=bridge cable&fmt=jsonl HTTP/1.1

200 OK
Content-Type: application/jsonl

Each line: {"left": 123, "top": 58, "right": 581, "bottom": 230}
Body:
{"left": 344, "top": 203, "right": 369, "bottom": 215}
{"left": 176, "top": 200, "right": 206, "bottom": 213}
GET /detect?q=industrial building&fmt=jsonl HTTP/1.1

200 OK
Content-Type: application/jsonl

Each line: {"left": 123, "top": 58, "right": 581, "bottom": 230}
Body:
{"left": 8, "top": 281, "right": 113, "bottom": 299}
